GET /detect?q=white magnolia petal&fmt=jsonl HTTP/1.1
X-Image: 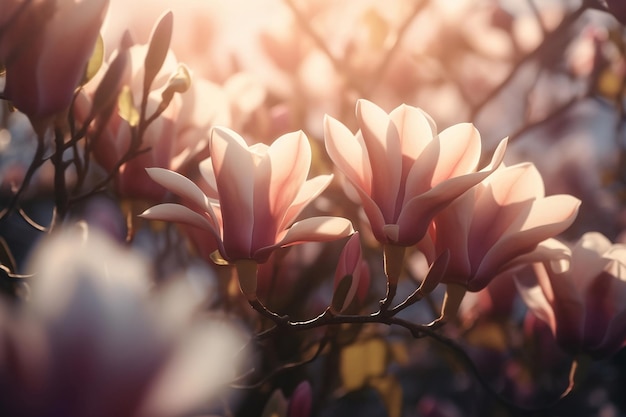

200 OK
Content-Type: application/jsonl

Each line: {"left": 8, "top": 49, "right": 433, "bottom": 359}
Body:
{"left": 146, "top": 168, "right": 209, "bottom": 210}
{"left": 280, "top": 174, "right": 334, "bottom": 231}
{"left": 355, "top": 99, "right": 402, "bottom": 220}
{"left": 209, "top": 126, "right": 255, "bottom": 256}
{"left": 278, "top": 216, "right": 355, "bottom": 247}
{"left": 198, "top": 158, "right": 219, "bottom": 199}
{"left": 324, "top": 115, "right": 372, "bottom": 194}
{"left": 141, "top": 204, "right": 216, "bottom": 233}
{"left": 433, "top": 123, "right": 482, "bottom": 184}
{"left": 389, "top": 104, "right": 437, "bottom": 159}
{"left": 514, "top": 265, "right": 556, "bottom": 328}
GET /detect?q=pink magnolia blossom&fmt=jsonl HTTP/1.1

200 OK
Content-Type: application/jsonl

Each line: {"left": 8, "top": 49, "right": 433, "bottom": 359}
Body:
{"left": 141, "top": 126, "right": 354, "bottom": 263}
{"left": 0, "top": 0, "right": 109, "bottom": 119}
{"left": 324, "top": 99, "right": 508, "bottom": 247}
{"left": 418, "top": 162, "right": 580, "bottom": 292}
{"left": 515, "top": 232, "right": 626, "bottom": 358}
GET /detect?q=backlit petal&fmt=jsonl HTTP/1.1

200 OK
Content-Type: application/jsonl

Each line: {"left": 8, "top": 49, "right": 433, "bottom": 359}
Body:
{"left": 324, "top": 115, "right": 372, "bottom": 194}
{"left": 356, "top": 99, "right": 402, "bottom": 220}
{"left": 432, "top": 123, "right": 481, "bottom": 186}
{"left": 210, "top": 127, "right": 255, "bottom": 258}
{"left": 140, "top": 203, "right": 216, "bottom": 234}
{"left": 146, "top": 167, "right": 209, "bottom": 211}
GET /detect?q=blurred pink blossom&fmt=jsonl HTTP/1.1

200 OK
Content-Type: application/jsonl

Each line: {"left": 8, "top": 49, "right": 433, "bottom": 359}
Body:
{"left": 516, "top": 232, "right": 626, "bottom": 358}
{"left": 0, "top": 0, "right": 108, "bottom": 121}
{"left": 0, "top": 225, "right": 245, "bottom": 417}
{"left": 142, "top": 127, "right": 354, "bottom": 263}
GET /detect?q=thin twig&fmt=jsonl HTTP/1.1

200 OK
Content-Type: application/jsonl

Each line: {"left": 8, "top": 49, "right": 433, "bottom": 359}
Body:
{"left": 469, "top": 2, "right": 588, "bottom": 120}
{"left": 281, "top": 0, "right": 365, "bottom": 96}
{"left": 0, "top": 133, "right": 46, "bottom": 222}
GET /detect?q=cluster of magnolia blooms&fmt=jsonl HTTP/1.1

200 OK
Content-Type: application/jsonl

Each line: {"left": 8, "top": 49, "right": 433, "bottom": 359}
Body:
{"left": 2, "top": 2, "right": 626, "bottom": 414}
{"left": 141, "top": 95, "right": 626, "bottom": 360}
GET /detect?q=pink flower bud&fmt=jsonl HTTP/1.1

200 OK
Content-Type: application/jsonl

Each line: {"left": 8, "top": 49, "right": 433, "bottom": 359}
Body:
{"left": 331, "top": 232, "right": 366, "bottom": 313}
{"left": 287, "top": 381, "right": 312, "bottom": 417}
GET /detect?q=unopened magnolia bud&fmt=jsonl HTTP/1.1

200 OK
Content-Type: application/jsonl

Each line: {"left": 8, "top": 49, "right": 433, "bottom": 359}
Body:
{"left": 288, "top": 381, "right": 312, "bottom": 417}
{"left": 330, "top": 274, "right": 354, "bottom": 314}
{"left": 417, "top": 249, "right": 449, "bottom": 297}
{"left": 331, "top": 232, "right": 363, "bottom": 314}
{"left": 143, "top": 11, "right": 174, "bottom": 93}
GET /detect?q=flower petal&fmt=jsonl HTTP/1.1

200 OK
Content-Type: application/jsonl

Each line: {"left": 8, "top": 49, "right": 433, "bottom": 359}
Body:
{"left": 474, "top": 194, "right": 581, "bottom": 286}
{"left": 432, "top": 123, "right": 481, "bottom": 186}
{"left": 356, "top": 99, "right": 402, "bottom": 220}
{"left": 210, "top": 127, "right": 255, "bottom": 258}
{"left": 389, "top": 104, "right": 436, "bottom": 165}
{"left": 570, "top": 232, "right": 614, "bottom": 294}
{"left": 262, "top": 130, "right": 311, "bottom": 233}
{"left": 279, "top": 174, "right": 333, "bottom": 231}
{"left": 146, "top": 168, "right": 209, "bottom": 210}
{"left": 198, "top": 158, "right": 219, "bottom": 200}
{"left": 324, "top": 115, "right": 372, "bottom": 194}
{"left": 141, "top": 203, "right": 217, "bottom": 234}
{"left": 514, "top": 264, "right": 557, "bottom": 330}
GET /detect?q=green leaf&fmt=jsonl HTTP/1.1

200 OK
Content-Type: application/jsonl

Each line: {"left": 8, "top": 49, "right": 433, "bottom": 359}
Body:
{"left": 370, "top": 376, "right": 402, "bottom": 417}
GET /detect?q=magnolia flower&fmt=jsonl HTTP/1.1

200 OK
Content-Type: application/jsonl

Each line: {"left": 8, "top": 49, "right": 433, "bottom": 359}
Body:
{"left": 0, "top": 0, "right": 108, "bottom": 120}
{"left": 418, "top": 162, "right": 580, "bottom": 292}
{"left": 324, "top": 99, "right": 507, "bottom": 247}
{"left": 515, "top": 232, "right": 626, "bottom": 358}
{"left": 142, "top": 127, "right": 354, "bottom": 264}
{"left": 416, "top": 162, "right": 579, "bottom": 322}
{"left": 0, "top": 225, "right": 245, "bottom": 417}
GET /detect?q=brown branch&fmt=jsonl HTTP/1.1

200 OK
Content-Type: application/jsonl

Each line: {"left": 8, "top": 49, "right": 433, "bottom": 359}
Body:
{"left": 469, "top": 2, "right": 589, "bottom": 121}
{"left": 0, "top": 133, "right": 46, "bottom": 222}
{"left": 247, "top": 299, "right": 576, "bottom": 416}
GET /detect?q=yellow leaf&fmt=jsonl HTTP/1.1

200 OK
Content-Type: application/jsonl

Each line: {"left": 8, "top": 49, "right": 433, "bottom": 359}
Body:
{"left": 82, "top": 34, "right": 104, "bottom": 86}
{"left": 465, "top": 321, "right": 508, "bottom": 352}
{"left": 598, "top": 69, "right": 623, "bottom": 101}
{"left": 371, "top": 376, "right": 403, "bottom": 417}
{"left": 389, "top": 341, "right": 409, "bottom": 366}
{"left": 117, "top": 85, "right": 139, "bottom": 127}
{"left": 340, "top": 338, "right": 388, "bottom": 391}
{"left": 261, "top": 389, "right": 287, "bottom": 417}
